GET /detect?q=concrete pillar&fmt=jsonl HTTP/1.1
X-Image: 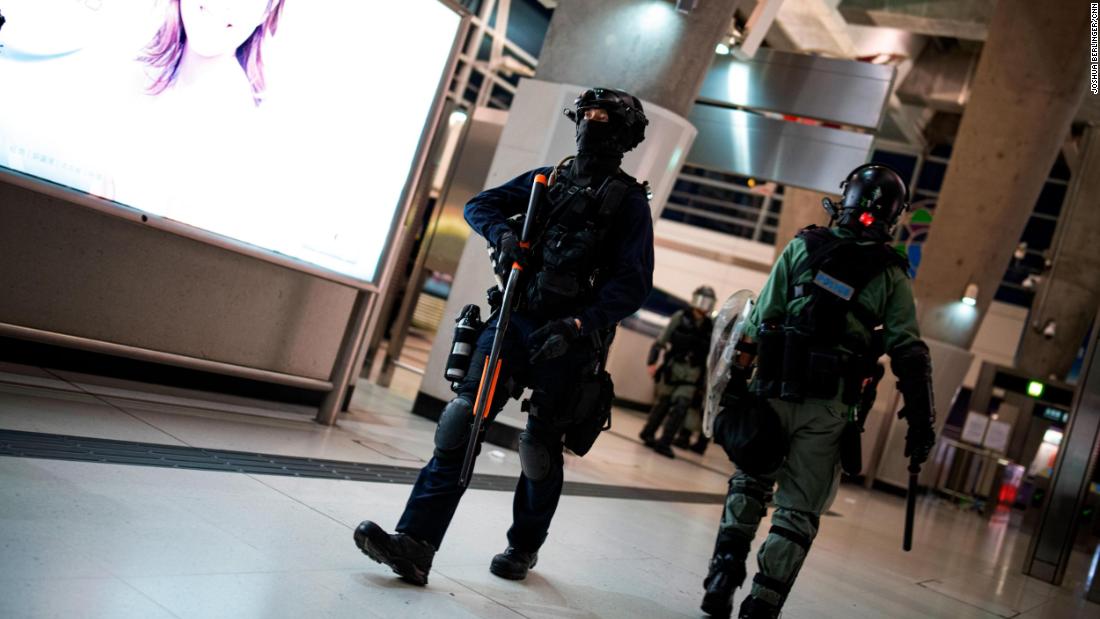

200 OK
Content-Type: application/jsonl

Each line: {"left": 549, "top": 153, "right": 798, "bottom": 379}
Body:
{"left": 535, "top": 0, "right": 740, "bottom": 117}
{"left": 1017, "top": 126, "right": 1100, "bottom": 380}
{"left": 1024, "top": 308, "right": 1100, "bottom": 586}
{"left": 912, "top": 0, "right": 1091, "bottom": 349}
{"left": 773, "top": 187, "right": 835, "bottom": 261}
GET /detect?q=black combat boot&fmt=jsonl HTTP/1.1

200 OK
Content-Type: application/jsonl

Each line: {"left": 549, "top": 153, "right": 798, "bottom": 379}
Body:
{"left": 738, "top": 596, "right": 781, "bottom": 619}
{"left": 653, "top": 442, "right": 676, "bottom": 458}
{"left": 691, "top": 437, "right": 710, "bottom": 455}
{"left": 673, "top": 429, "right": 692, "bottom": 449}
{"left": 700, "top": 554, "right": 747, "bottom": 617}
{"left": 490, "top": 546, "right": 538, "bottom": 580}
{"left": 354, "top": 521, "right": 435, "bottom": 586}
{"left": 639, "top": 430, "right": 657, "bottom": 448}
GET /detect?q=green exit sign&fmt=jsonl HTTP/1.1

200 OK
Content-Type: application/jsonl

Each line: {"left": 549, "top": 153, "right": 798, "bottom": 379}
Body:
{"left": 1027, "top": 381, "right": 1045, "bottom": 398}
{"left": 1042, "top": 407, "right": 1069, "bottom": 424}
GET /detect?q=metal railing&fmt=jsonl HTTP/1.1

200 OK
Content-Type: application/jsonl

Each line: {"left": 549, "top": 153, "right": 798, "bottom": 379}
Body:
{"left": 661, "top": 164, "right": 782, "bottom": 244}
{"left": 932, "top": 437, "right": 1019, "bottom": 515}
{"left": 448, "top": 0, "right": 538, "bottom": 111}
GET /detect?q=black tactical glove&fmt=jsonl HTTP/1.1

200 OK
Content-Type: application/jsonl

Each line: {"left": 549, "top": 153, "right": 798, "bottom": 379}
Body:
{"left": 891, "top": 342, "right": 937, "bottom": 466}
{"left": 528, "top": 318, "right": 580, "bottom": 363}
{"left": 900, "top": 409, "right": 935, "bottom": 465}
{"left": 646, "top": 343, "right": 662, "bottom": 366}
{"left": 721, "top": 365, "right": 752, "bottom": 402}
{"left": 493, "top": 231, "right": 528, "bottom": 280}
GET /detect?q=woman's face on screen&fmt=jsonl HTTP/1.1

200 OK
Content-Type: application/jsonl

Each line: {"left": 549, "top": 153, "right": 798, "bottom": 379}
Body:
{"left": 180, "top": 0, "right": 270, "bottom": 57}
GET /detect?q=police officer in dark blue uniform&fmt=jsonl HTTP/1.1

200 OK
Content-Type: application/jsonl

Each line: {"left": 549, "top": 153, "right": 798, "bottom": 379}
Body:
{"left": 353, "top": 88, "right": 655, "bottom": 586}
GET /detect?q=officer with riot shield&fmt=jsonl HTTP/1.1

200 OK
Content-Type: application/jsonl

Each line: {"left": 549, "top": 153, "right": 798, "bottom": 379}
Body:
{"left": 353, "top": 88, "right": 654, "bottom": 586}
{"left": 700, "top": 164, "right": 937, "bottom": 618}
{"left": 640, "top": 285, "right": 716, "bottom": 458}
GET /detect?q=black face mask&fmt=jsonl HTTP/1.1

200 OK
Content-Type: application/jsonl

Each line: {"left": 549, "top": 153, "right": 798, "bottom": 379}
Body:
{"left": 576, "top": 118, "right": 620, "bottom": 157}
{"left": 575, "top": 118, "right": 622, "bottom": 178}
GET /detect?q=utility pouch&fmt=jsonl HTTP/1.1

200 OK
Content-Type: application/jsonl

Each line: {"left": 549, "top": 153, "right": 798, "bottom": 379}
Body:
{"left": 753, "top": 323, "right": 784, "bottom": 398}
{"left": 562, "top": 371, "right": 614, "bottom": 456}
{"left": 840, "top": 364, "right": 866, "bottom": 407}
{"left": 526, "top": 224, "right": 597, "bottom": 314}
{"left": 840, "top": 420, "right": 862, "bottom": 476}
{"left": 533, "top": 271, "right": 581, "bottom": 299}
{"left": 486, "top": 286, "right": 503, "bottom": 312}
{"left": 779, "top": 327, "right": 810, "bottom": 402}
{"left": 805, "top": 350, "right": 841, "bottom": 400}
{"left": 841, "top": 359, "right": 884, "bottom": 476}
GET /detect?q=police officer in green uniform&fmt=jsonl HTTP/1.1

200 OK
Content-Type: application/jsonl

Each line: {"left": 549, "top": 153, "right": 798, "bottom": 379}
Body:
{"left": 640, "top": 286, "right": 716, "bottom": 458}
{"left": 701, "top": 164, "right": 937, "bottom": 618}
{"left": 673, "top": 395, "right": 710, "bottom": 455}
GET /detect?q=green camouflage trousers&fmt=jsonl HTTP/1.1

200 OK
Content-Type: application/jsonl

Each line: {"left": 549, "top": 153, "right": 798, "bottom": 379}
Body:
{"left": 713, "top": 397, "right": 847, "bottom": 608}
{"left": 641, "top": 360, "right": 703, "bottom": 442}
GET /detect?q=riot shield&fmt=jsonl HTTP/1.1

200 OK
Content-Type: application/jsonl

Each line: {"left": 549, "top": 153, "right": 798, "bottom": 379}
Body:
{"left": 703, "top": 290, "right": 756, "bottom": 438}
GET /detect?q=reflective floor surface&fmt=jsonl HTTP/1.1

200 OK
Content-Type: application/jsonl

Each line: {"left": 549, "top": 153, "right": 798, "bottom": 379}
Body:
{"left": 0, "top": 361, "right": 1096, "bottom": 618}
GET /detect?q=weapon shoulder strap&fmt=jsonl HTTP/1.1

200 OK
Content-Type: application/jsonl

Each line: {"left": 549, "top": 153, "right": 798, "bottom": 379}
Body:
{"left": 593, "top": 170, "right": 646, "bottom": 237}
{"left": 551, "top": 168, "right": 640, "bottom": 241}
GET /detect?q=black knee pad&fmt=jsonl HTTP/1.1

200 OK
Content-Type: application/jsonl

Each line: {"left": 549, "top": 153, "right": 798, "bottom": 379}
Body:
{"left": 434, "top": 397, "right": 473, "bottom": 458}
{"left": 518, "top": 430, "right": 554, "bottom": 481}
{"left": 714, "top": 530, "right": 752, "bottom": 560}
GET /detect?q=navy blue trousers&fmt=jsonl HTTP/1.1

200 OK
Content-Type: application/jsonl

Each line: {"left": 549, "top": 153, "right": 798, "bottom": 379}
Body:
{"left": 396, "top": 313, "right": 595, "bottom": 551}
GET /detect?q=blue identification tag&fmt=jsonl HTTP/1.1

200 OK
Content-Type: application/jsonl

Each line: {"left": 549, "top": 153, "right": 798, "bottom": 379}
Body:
{"left": 813, "top": 271, "right": 855, "bottom": 301}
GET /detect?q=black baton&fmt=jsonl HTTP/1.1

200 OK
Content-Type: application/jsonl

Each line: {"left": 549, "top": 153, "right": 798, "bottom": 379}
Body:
{"left": 903, "top": 459, "right": 919, "bottom": 552}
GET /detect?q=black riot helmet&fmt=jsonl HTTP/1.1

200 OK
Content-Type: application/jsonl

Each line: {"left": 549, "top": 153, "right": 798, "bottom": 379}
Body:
{"left": 564, "top": 87, "right": 648, "bottom": 154}
{"left": 691, "top": 285, "right": 717, "bottom": 314}
{"left": 822, "top": 164, "right": 910, "bottom": 239}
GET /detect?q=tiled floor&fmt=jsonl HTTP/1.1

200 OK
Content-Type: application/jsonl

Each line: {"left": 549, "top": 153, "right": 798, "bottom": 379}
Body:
{"left": 0, "top": 361, "right": 1097, "bottom": 618}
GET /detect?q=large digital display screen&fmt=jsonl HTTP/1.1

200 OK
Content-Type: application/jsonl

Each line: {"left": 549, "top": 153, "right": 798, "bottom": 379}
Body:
{"left": 0, "top": 1, "right": 462, "bottom": 283}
